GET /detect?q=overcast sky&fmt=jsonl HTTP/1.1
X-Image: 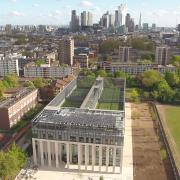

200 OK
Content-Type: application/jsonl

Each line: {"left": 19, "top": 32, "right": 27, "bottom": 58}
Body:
{"left": 0, "top": 0, "right": 180, "bottom": 27}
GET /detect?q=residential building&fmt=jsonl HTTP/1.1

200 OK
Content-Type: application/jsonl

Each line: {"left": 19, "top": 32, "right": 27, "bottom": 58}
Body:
{"left": 59, "top": 37, "right": 74, "bottom": 66}
{"left": 119, "top": 47, "right": 131, "bottom": 63}
{"left": 100, "top": 62, "right": 176, "bottom": 75}
{"left": 24, "top": 63, "right": 72, "bottom": 78}
{"left": 73, "top": 54, "right": 89, "bottom": 68}
{"left": 155, "top": 46, "right": 169, "bottom": 65}
{"left": 0, "top": 54, "right": 19, "bottom": 77}
{"left": 0, "top": 88, "right": 38, "bottom": 130}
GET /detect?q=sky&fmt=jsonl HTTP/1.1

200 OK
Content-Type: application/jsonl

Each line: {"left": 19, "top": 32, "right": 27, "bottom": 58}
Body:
{"left": 0, "top": 0, "right": 180, "bottom": 27}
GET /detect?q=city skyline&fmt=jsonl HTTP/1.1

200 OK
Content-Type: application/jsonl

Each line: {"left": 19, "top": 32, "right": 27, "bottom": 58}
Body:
{"left": 1, "top": 0, "right": 180, "bottom": 27}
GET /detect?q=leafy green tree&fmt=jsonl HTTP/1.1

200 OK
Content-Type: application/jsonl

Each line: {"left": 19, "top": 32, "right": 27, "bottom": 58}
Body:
{"left": 156, "top": 80, "right": 174, "bottom": 102}
{"left": 24, "top": 81, "right": 35, "bottom": 89}
{"left": 142, "top": 70, "right": 162, "bottom": 89}
{"left": 0, "top": 143, "right": 27, "bottom": 179}
{"left": 4, "top": 74, "right": 18, "bottom": 88}
{"left": 171, "top": 55, "right": 180, "bottom": 75}
{"left": 114, "top": 71, "right": 127, "bottom": 78}
{"left": 131, "top": 38, "right": 154, "bottom": 51}
{"left": 0, "top": 81, "right": 5, "bottom": 97}
{"left": 130, "top": 88, "right": 140, "bottom": 102}
{"left": 35, "top": 59, "right": 45, "bottom": 67}
{"left": 96, "top": 70, "right": 108, "bottom": 77}
{"left": 99, "top": 39, "right": 124, "bottom": 53}
{"left": 33, "top": 78, "right": 48, "bottom": 88}
{"left": 165, "top": 72, "right": 179, "bottom": 87}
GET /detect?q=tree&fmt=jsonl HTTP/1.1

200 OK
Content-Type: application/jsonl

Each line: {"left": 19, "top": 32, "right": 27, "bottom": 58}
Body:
{"left": 156, "top": 80, "right": 174, "bottom": 102}
{"left": 165, "top": 72, "right": 179, "bottom": 87}
{"left": 35, "top": 59, "right": 45, "bottom": 67}
{"left": 96, "top": 70, "right": 108, "bottom": 77}
{"left": 0, "top": 81, "right": 5, "bottom": 98}
{"left": 22, "top": 51, "right": 33, "bottom": 57}
{"left": 171, "top": 55, "right": 180, "bottom": 75}
{"left": 0, "top": 143, "right": 27, "bottom": 179}
{"left": 130, "top": 88, "right": 140, "bottom": 102}
{"left": 142, "top": 70, "right": 162, "bottom": 89}
{"left": 24, "top": 80, "right": 35, "bottom": 89}
{"left": 114, "top": 71, "right": 127, "bottom": 78}
{"left": 33, "top": 78, "right": 48, "bottom": 88}
{"left": 4, "top": 74, "right": 18, "bottom": 88}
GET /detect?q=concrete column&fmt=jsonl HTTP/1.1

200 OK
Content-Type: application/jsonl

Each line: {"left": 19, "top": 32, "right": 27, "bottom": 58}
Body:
{"left": 92, "top": 145, "right": 95, "bottom": 171}
{"left": 106, "top": 146, "right": 109, "bottom": 172}
{"left": 70, "top": 144, "right": 72, "bottom": 163}
{"left": 78, "top": 144, "right": 81, "bottom": 170}
{"left": 39, "top": 140, "right": 44, "bottom": 166}
{"left": 66, "top": 143, "right": 70, "bottom": 169}
{"left": 32, "top": 139, "right": 37, "bottom": 166}
{"left": 99, "top": 145, "right": 102, "bottom": 171}
{"left": 113, "top": 146, "right": 117, "bottom": 172}
{"left": 119, "top": 147, "right": 123, "bottom": 173}
{"left": 55, "top": 141, "right": 59, "bottom": 168}
{"left": 85, "top": 145, "right": 89, "bottom": 170}
{"left": 59, "top": 143, "right": 62, "bottom": 162}
{"left": 47, "top": 141, "right": 51, "bottom": 167}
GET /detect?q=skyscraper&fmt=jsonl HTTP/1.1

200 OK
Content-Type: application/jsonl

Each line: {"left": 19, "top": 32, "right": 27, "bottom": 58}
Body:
{"left": 125, "top": 13, "right": 135, "bottom": 32}
{"left": 117, "top": 4, "right": 127, "bottom": 27}
{"left": 81, "top": 11, "right": 93, "bottom": 27}
{"left": 109, "top": 14, "right": 115, "bottom": 27}
{"left": 81, "top": 11, "right": 87, "bottom": 27}
{"left": 70, "top": 10, "right": 80, "bottom": 32}
{"left": 87, "top": 12, "right": 93, "bottom": 26}
{"left": 59, "top": 37, "right": 74, "bottom": 66}
{"left": 139, "top": 13, "right": 142, "bottom": 30}
{"left": 100, "top": 11, "right": 110, "bottom": 28}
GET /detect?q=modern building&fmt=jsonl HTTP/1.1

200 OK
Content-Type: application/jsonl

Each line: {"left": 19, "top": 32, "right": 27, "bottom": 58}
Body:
{"left": 0, "top": 88, "right": 38, "bottom": 130}
{"left": 100, "top": 12, "right": 110, "bottom": 29}
{"left": 109, "top": 14, "right": 115, "bottom": 27}
{"left": 58, "top": 37, "right": 74, "bottom": 66}
{"left": 24, "top": 63, "right": 72, "bottom": 78}
{"left": 73, "top": 54, "right": 89, "bottom": 68}
{"left": 143, "top": 23, "right": 149, "bottom": 32}
{"left": 155, "top": 46, "right": 169, "bottom": 65}
{"left": 0, "top": 54, "right": 19, "bottom": 77}
{"left": 81, "top": 11, "right": 93, "bottom": 28}
{"left": 32, "top": 77, "right": 126, "bottom": 173}
{"left": 70, "top": 10, "right": 80, "bottom": 32}
{"left": 125, "top": 14, "right": 135, "bottom": 32}
{"left": 116, "top": 4, "right": 127, "bottom": 27}
{"left": 87, "top": 12, "right": 93, "bottom": 26}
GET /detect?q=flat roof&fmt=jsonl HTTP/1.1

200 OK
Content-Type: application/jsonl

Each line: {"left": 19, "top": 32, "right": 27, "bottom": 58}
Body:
{"left": 0, "top": 88, "right": 37, "bottom": 109}
{"left": 33, "top": 108, "right": 124, "bottom": 129}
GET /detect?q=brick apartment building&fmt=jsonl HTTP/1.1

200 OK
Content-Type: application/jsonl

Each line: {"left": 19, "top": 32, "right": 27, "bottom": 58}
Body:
{"left": 0, "top": 88, "right": 38, "bottom": 130}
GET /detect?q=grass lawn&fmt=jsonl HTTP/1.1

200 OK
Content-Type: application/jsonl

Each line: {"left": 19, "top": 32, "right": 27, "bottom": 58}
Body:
{"left": 165, "top": 106, "right": 180, "bottom": 153}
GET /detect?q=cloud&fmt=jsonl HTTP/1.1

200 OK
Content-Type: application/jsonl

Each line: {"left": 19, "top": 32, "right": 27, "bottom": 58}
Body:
{"left": 33, "top": 3, "right": 39, "bottom": 7}
{"left": 79, "top": 0, "right": 93, "bottom": 7}
{"left": 9, "top": 0, "right": 18, "bottom": 2}
{"left": 8, "top": 11, "right": 25, "bottom": 17}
